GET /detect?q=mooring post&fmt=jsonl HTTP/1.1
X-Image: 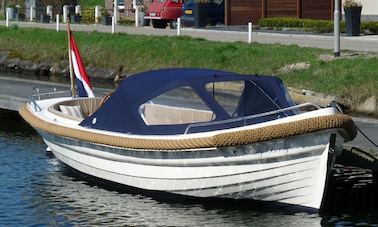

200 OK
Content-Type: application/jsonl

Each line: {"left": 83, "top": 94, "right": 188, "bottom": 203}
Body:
{"left": 112, "top": 16, "right": 115, "bottom": 34}
{"left": 334, "top": 0, "right": 341, "bottom": 57}
{"left": 6, "top": 10, "right": 9, "bottom": 27}
{"left": 177, "top": 18, "right": 181, "bottom": 36}
{"left": 248, "top": 22, "right": 252, "bottom": 44}
{"left": 56, "top": 14, "right": 60, "bottom": 31}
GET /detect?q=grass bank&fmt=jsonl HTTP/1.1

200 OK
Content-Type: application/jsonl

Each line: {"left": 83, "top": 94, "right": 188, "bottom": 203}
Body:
{"left": 0, "top": 26, "right": 377, "bottom": 107}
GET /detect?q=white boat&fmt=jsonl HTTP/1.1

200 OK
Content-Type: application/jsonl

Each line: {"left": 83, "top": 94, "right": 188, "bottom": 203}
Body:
{"left": 20, "top": 68, "right": 357, "bottom": 211}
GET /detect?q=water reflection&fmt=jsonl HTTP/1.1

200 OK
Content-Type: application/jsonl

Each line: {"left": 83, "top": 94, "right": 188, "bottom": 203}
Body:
{"left": 29, "top": 163, "right": 324, "bottom": 227}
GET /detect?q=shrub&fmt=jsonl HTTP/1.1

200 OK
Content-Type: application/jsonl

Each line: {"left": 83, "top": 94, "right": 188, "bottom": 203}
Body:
{"left": 118, "top": 17, "right": 135, "bottom": 26}
{"left": 258, "top": 17, "right": 347, "bottom": 33}
{"left": 361, "top": 21, "right": 378, "bottom": 34}
{"left": 82, "top": 6, "right": 95, "bottom": 23}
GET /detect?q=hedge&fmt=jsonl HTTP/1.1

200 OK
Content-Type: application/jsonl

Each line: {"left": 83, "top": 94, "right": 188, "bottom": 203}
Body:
{"left": 259, "top": 17, "right": 378, "bottom": 34}
{"left": 361, "top": 21, "right": 378, "bottom": 34}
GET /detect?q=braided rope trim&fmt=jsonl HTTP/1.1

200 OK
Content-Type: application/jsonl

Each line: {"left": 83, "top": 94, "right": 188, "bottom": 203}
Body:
{"left": 20, "top": 105, "right": 356, "bottom": 151}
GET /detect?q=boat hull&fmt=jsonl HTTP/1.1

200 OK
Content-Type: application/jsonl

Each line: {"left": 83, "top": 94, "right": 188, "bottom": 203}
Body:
{"left": 38, "top": 130, "right": 340, "bottom": 210}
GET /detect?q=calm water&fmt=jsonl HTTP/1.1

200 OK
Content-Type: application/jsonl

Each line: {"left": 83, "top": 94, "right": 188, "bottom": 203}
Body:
{"left": 1, "top": 109, "right": 378, "bottom": 226}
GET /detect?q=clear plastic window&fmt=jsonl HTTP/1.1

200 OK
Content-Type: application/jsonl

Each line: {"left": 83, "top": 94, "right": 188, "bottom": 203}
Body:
{"left": 205, "top": 81, "right": 245, "bottom": 117}
{"left": 140, "top": 86, "right": 215, "bottom": 125}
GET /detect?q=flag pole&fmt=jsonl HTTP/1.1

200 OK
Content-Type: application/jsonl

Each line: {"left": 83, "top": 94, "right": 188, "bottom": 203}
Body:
{"left": 66, "top": 20, "right": 75, "bottom": 97}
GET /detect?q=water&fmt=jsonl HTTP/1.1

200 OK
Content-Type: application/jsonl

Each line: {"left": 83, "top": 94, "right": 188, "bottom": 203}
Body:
{"left": 1, "top": 110, "right": 378, "bottom": 226}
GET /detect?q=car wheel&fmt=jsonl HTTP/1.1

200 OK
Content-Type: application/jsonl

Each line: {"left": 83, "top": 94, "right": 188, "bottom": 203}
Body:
{"left": 169, "top": 21, "right": 177, "bottom": 29}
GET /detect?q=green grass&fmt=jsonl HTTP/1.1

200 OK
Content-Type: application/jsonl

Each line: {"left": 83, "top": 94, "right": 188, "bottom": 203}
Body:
{"left": 0, "top": 27, "right": 377, "bottom": 106}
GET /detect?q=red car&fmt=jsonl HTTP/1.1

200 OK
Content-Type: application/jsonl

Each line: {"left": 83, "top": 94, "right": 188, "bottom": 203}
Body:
{"left": 144, "top": 0, "right": 184, "bottom": 28}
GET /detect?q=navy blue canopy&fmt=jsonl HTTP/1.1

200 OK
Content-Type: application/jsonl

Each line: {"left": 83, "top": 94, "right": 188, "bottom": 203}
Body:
{"left": 80, "top": 68, "right": 298, "bottom": 135}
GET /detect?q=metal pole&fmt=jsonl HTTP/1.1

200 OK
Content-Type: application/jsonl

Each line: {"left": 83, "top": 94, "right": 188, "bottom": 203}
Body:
{"left": 112, "top": 16, "right": 115, "bottom": 33}
{"left": 6, "top": 10, "right": 9, "bottom": 27}
{"left": 177, "top": 18, "right": 181, "bottom": 36}
{"left": 248, "top": 22, "right": 252, "bottom": 44}
{"left": 56, "top": 14, "right": 60, "bottom": 31}
{"left": 334, "top": 0, "right": 340, "bottom": 57}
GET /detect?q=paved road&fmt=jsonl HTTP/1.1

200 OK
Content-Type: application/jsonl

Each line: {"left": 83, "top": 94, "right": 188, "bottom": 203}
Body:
{"left": 1, "top": 21, "right": 378, "bottom": 52}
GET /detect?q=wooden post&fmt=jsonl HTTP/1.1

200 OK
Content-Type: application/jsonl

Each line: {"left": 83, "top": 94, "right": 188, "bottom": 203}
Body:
{"left": 297, "top": 0, "right": 302, "bottom": 18}
{"left": 66, "top": 22, "right": 75, "bottom": 97}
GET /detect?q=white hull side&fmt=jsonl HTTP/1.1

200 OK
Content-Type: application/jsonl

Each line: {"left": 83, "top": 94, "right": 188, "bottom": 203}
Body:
{"left": 41, "top": 132, "right": 337, "bottom": 210}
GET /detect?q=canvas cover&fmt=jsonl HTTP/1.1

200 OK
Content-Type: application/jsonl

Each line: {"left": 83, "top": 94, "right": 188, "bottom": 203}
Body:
{"left": 80, "top": 68, "right": 298, "bottom": 135}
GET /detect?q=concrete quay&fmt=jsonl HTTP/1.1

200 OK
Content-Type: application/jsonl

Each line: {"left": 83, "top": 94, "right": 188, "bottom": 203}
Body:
{"left": 0, "top": 76, "right": 108, "bottom": 111}
{"left": 1, "top": 21, "right": 378, "bottom": 52}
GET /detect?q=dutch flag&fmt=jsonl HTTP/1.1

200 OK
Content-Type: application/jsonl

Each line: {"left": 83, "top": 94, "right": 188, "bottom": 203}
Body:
{"left": 69, "top": 32, "right": 95, "bottom": 98}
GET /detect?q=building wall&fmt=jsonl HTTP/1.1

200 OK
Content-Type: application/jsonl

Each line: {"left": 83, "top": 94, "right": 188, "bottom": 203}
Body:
{"left": 225, "top": 0, "right": 262, "bottom": 25}
{"left": 266, "top": 0, "right": 297, "bottom": 18}
{"left": 226, "top": 0, "right": 333, "bottom": 25}
{"left": 342, "top": 0, "right": 378, "bottom": 21}
{"left": 302, "top": 0, "right": 332, "bottom": 20}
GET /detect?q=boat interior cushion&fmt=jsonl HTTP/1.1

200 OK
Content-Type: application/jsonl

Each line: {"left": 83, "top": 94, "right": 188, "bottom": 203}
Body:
{"left": 59, "top": 105, "right": 84, "bottom": 119}
{"left": 48, "top": 98, "right": 102, "bottom": 121}
{"left": 142, "top": 103, "right": 214, "bottom": 125}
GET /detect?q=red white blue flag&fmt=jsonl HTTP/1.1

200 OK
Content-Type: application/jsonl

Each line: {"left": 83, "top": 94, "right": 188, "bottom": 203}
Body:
{"left": 69, "top": 33, "right": 95, "bottom": 98}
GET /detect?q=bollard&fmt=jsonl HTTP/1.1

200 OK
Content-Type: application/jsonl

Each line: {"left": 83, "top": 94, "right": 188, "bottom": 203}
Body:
{"left": 30, "top": 5, "right": 35, "bottom": 22}
{"left": 95, "top": 6, "right": 101, "bottom": 23}
{"left": 63, "top": 5, "right": 68, "bottom": 23}
{"left": 248, "top": 22, "right": 252, "bottom": 44}
{"left": 113, "top": 0, "right": 117, "bottom": 24}
{"left": 135, "top": 6, "right": 139, "bottom": 27}
{"left": 112, "top": 16, "right": 115, "bottom": 34}
{"left": 75, "top": 5, "right": 81, "bottom": 15}
{"left": 46, "top": 5, "right": 53, "bottom": 17}
{"left": 177, "top": 18, "right": 181, "bottom": 36}
{"left": 56, "top": 14, "right": 60, "bottom": 31}
{"left": 6, "top": 10, "right": 9, "bottom": 27}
